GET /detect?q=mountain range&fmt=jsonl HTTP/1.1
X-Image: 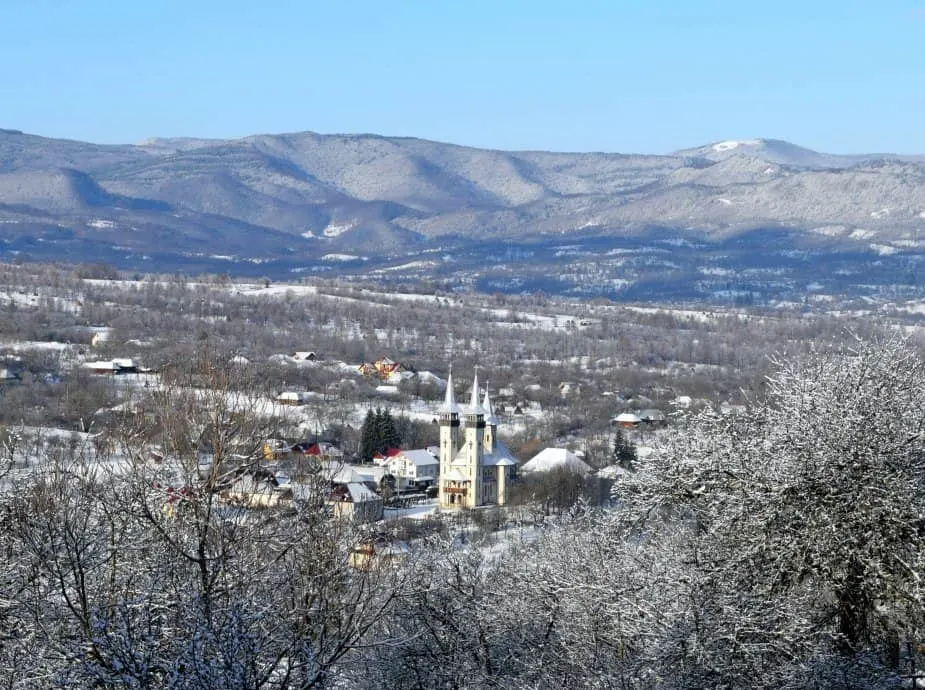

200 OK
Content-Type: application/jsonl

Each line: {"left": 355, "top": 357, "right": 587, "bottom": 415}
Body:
{"left": 2, "top": 128, "right": 925, "bottom": 299}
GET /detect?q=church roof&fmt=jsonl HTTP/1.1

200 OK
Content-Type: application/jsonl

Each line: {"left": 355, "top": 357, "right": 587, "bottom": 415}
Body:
{"left": 451, "top": 439, "right": 517, "bottom": 467}
{"left": 483, "top": 439, "right": 517, "bottom": 467}
{"left": 439, "top": 370, "right": 461, "bottom": 415}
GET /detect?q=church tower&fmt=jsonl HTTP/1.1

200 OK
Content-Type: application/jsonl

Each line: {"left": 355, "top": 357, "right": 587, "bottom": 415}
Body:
{"left": 482, "top": 387, "right": 498, "bottom": 454}
{"left": 463, "top": 371, "right": 485, "bottom": 508}
{"left": 438, "top": 369, "right": 461, "bottom": 499}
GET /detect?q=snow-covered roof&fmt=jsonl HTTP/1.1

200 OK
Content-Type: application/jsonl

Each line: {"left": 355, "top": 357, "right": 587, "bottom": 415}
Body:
{"left": 346, "top": 482, "right": 380, "bottom": 503}
{"left": 444, "top": 468, "right": 468, "bottom": 482}
{"left": 83, "top": 359, "right": 136, "bottom": 371}
{"left": 417, "top": 370, "right": 446, "bottom": 386}
{"left": 395, "top": 449, "right": 439, "bottom": 466}
{"left": 521, "top": 447, "right": 592, "bottom": 475}
{"left": 289, "top": 482, "right": 318, "bottom": 502}
{"left": 614, "top": 412, "right": 642, "bottom": 423}
{"left": 329, "top": 466, "right": 368, "bottom": 484}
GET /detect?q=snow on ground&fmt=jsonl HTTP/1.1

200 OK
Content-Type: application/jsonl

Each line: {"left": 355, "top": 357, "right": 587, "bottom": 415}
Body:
{"left": 869, "top": 243, "right": 898, "bottom": 256}
{"left": 384, "top": 501, "right": 439, "bottom": 521}
{"left": 322, "top": 222, "right": 355, "bottom": 238}
{"left": 0, "top": 424, "right": 135, "bottom": 488}
{"left": 621, "top": 305, "right": 720, "bottom": 324}
{"left": 378, "top": 291, "right": 443, "bottom": 303}
{"left": 321, "top": 254, "right": 364, "bottom": 262}
{"left": 0, "top": 340, "right": 73, "bottom": 351}
{"left": 887, "top": 300, "right": 925, "bottom": 315}
{"left": 0, "top": 288, "right": 82, "bottom": 314}
{"left": 812, "top": 225, "right": 848, "bottom": 237}
{"left": 480, "top": 307, "right": 597, "bottom": 332}
{"left": 232, "top": 284, "right": 320, "bottom": 298}
{"left": 371, "top": 260, "right": 440, "bottom": 273}
{"left": 712, "top": 139, "right": 761, "bottom": 152}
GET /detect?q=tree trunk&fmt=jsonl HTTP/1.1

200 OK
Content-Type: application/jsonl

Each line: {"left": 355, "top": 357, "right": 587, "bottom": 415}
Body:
{"left": 836, "top": 555, "right": 870, "bottom": 653}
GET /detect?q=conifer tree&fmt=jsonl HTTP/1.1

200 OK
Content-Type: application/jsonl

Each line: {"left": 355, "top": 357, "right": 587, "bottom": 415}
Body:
{"left": 359, "top": 408, "right": 403, "bottom": 462}
{"left": 359, "top": 409, "right": 377, "bottom": 462}
{"left": 381, "top": 409, "right": 402, "bottom": 451}
{"left": 613, "top": 428, "right": 637, "bottom": 468}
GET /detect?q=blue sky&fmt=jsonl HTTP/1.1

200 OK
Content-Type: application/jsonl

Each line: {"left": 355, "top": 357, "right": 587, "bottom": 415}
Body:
{"left": 2, "top": 0, "right": 923, "bottom": 153}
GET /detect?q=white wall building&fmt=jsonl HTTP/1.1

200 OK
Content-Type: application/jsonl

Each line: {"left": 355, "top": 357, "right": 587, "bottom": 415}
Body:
{"left": 438, "top": 371, "right": 517, "bottom": 509}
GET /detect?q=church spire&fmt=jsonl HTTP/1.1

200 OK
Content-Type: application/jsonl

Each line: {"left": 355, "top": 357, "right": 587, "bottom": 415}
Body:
{"left": 482, "top": 387, "right": 498, "bottom": 426}
{"left": 440, "top": 367, "right": 460, "bottom": 415}
{"left": 468, "top": 369, "right": 484, "bottom": 415}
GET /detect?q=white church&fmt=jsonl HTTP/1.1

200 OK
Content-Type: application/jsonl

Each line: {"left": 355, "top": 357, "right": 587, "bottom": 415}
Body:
{"left": 438, "top": 370, "right": 518, "bottom": 509}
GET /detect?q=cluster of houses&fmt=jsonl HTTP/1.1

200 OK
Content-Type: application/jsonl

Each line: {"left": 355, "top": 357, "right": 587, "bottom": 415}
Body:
{"left": 199, "top": 369, "right": 527, "bottom": 525}
{"left": 177, "top": 367, "right": 671, "bottom": 528}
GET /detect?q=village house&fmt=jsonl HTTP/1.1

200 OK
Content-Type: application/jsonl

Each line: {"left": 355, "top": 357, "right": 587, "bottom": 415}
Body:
{"left": 82, "top": 358, "right": 139, "bottom": 375}
{"left": 328, "top": 482, "right": 384, "bottom": 523}
{"left": 89, "top": 326, "right": 112, "bottom": 348}
{"left": 438, "top": 371, "right": 518, "bottom": 509}
{"left": 612, "top": 412, "right": 642, "bottom": 429}
{"left": 359, "top": 356, "right": 413, "bottom": 383}
{"left": 374, "top": 448, "right": 440, "bottom": 491}
{"left": 263, "top": 438, "right": 299, "bottom": 463}
{"left": 349, "top": 537, "right": 411, "bottom": 571}
{"left": 297, "top": 441, "right": 344, "bottom": 461}
{"left": 637, "top": 408, "right": 667, "bottom": 427}
{"left": 0, "top": 365, "right": 21, "bottom": 385}
{"left": 276, "top": 391, "right": 306, "bottom": 406}
{"left": 221, "top": 469, "right": 288, "bottom": 509}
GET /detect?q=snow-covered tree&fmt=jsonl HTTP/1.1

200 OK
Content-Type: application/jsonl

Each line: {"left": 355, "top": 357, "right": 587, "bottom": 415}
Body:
{"left": 615, "top": 335, "right": 925, "bottom": 684}
{"left": 0, "top": 354, "right": 409, "bottom": 688}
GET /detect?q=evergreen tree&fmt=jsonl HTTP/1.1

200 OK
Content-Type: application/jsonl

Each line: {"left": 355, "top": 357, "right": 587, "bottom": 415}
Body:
{"left": 359, "top": 408, "right": 403, "bottom": 462}
{"left": 613, "top": 428, "right": 637, "bottom": 468}
{"left": 359, "top": 409, "right": 377, "bottom": 463}
{"left": 381, "top": 409, "right": 402, "bottom": 451}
